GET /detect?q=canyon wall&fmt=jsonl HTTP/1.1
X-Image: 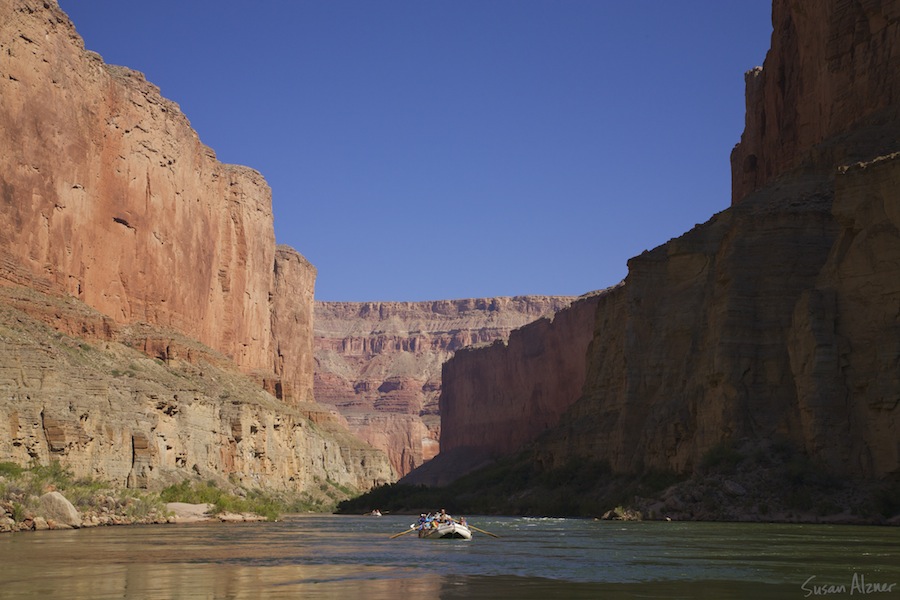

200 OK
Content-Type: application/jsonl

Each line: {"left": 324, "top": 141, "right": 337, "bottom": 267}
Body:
{"left": 436, "top": 0, "right": 900, "bottom": 484}
{"left": 314, "top": 296, "right": 574, "bottom": 477}
{"left": 731, "top": 0, "right": 900, "bottom": 203}
{"left": 438, "top": 292, "right": 605, "bottom": 457}
{"left": 544, "top": 174, "right": 848, "bottom": 475}
{"left": 544, "top": 152, "right": 900, "bottom": 480}
{"left": 0, "top": 0, "right": 308, "bottom": 397}
{"left": 0, "top": 287, "right": 392, "bottom": 494}
{"left": 270, "top": 247, "right": 317, "bottom": 405}
{"left": 0, "top": 0, "right": 393, "bottom": 493}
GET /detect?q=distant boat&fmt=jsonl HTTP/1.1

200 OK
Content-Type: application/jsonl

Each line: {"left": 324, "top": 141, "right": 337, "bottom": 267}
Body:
{"left": 368, "top": 509, "right": 383, "bottom": 517}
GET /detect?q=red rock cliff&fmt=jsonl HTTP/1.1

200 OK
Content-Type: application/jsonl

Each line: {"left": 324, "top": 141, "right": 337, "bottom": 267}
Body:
{"left": 0, "top": 0, "right": 311, "bottom": 397}
{"left": 731, "top": 0, "right": 900, "bottom": 204}
{"left": 544, "top": 177, "right": 845, "bottom": 474}
{"left": 270, "top": 247, "right": 316, "bottom": 404}
{"left": 314, "top": 296, "right": 574, "bottom": 477}
{"left": 0, "top": 0, "right": 394, "bottom": 494}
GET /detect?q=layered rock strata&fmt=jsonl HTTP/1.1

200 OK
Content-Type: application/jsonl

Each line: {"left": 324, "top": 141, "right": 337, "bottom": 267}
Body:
{"left": 0, "top": 0, "right": 391, "bottom": 493}
{"left": 314, "top": 297, "right": 574, "bottom": 477}
{"left": 0, "top": 286, "right": 392, "bottom": 493}
{"left": 0, "top": 0, "right": 311, "bottom": 401}
{"left": 435, "top": 0, "right": 900, "bottom": 488}
{"left": 544, "top": 174, "right": 847, "bottom": 475}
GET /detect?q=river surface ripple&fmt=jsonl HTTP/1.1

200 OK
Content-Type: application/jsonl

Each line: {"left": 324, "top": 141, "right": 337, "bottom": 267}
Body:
{"left": 0, "top": 515, "right": 898, "bottom": 599}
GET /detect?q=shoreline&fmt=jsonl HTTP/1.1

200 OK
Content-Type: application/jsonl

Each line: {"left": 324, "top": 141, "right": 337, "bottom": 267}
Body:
{"left": 1, "top": 495, "right": 270, "bottom": 534}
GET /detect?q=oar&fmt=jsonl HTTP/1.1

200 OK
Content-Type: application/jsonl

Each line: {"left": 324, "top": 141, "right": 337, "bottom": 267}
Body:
{"left": 389, "top": 526, "right": 418, "bottom": 539}
{"left": 468, "top": 525, "right": 500, "bottom": 538}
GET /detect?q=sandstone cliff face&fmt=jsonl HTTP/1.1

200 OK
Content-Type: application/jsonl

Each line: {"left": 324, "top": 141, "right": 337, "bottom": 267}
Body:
{"left": 0, "top": 0, "right": 391, "bottom": 493}
{"left": 270, "top": 246, "right": 317, "bottom": 404}
{"left": 314, "top": 297, "right": 574, "bottom": 477}
{"left": 547, "top": 0, "right": 900, "bottom": 480}
{"left": 731, "top": 0, "right": 900, "bottom": 204}
{"left": 436, "top": 0, "right": 900, "bottom": 485}
{"left": 0, "top": 0, "right": 306, "bottom": 396}
{"left": 795, "top": 152, "right": 900, "bottom": 476}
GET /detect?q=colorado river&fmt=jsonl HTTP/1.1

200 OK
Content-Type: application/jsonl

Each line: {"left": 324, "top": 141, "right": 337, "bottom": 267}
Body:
{"left": 0, "top": 515, "right": 897, "bottom": 599}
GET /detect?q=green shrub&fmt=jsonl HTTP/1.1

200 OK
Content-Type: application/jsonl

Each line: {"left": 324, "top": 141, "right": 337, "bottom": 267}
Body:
{"left": 160, "top": 479, "right": 223, "bottom": 504}
{"left": 121, "top": 491, "right": 166, "bottom": 520}
{"left": 0, "top": 462, "right": 24, "bottom": 478}
{"left": 160, "top": 479, "right": 295, "bottom": 521}
{"left": 29, "top": 461, "right": 74, "bottom": 488}
{"left": 11, "top": 502, "right": 26, "bottom": 522}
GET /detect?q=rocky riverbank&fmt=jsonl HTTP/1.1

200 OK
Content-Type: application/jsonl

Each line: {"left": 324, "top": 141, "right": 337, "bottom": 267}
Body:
{"left": 1, "top": 490, "right": 269, "bottom": 533}
{"left": 1, "top": 489, "right": 170, "bottom": 533}
{"left": 0, "top": 462, "right": 306, "bottom": 534}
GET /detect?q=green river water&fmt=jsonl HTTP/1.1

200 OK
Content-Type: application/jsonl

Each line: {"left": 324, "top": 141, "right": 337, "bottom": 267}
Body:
{"left": 0, "top": 515, "right": 897, "bottom": 599}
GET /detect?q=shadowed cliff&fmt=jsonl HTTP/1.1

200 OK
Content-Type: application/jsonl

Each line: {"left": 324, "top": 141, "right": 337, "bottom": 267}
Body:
{"left": 407, "top": 0, "right": 900, "bottom": 522}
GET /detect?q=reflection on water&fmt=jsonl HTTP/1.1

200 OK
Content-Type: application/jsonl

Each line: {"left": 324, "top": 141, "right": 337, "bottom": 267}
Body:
{"left": 0, "top": 516, "right": 897, "bottom": 599}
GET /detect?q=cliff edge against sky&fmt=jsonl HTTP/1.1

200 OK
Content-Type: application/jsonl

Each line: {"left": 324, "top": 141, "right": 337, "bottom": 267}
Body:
{"left": 0, "top": 0, "right": 391, "bottom": 495}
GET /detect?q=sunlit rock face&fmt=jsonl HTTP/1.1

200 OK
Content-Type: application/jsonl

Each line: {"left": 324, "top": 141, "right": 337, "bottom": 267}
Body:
{"left": 0, "top": 286, "right": 393, "bottom": 493}
{"left": 314, "top": 297, "right": 575, "bottom": 477}
{"left": 0, "top": 0, "right": 393, "bottom": 493}
{"left": 270, "top": 247, "right": 317, "bottom": 405}
{"left": 0, "top": 0, "right": 308, "bottom": 392}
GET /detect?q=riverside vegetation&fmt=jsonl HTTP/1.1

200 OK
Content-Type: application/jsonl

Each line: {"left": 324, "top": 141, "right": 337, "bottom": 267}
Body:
{"left": 0, "top": 460, "right": 344, "bottom": 533}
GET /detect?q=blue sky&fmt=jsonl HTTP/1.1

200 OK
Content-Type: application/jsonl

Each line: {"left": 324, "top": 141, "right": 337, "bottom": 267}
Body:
{"left": 58, "top": 1, "right": 772, "bottom": 302}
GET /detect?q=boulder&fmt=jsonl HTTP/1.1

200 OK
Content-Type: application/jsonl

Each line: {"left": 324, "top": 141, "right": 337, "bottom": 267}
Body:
{"left": 38, "top": 491, "right": 82, "bottom": 528}
{"left": 0, "top": 516, "right": 14, "bottom": 532}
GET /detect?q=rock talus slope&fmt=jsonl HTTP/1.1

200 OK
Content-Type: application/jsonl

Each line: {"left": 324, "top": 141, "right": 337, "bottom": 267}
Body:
{"left": 0, "top": 287, "right": 391, "bottom": 493}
